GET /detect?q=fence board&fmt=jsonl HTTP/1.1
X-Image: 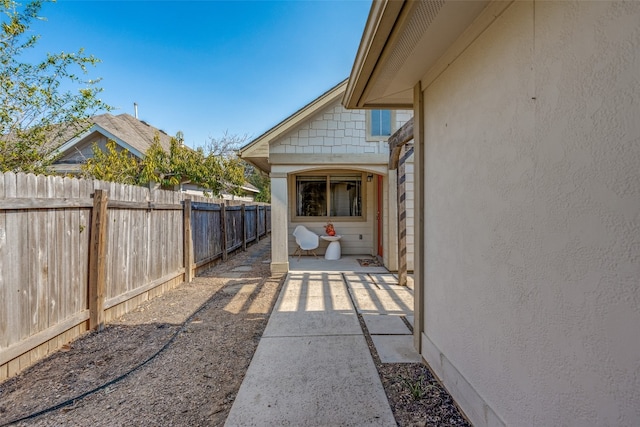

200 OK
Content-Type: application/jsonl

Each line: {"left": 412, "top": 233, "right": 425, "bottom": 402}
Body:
{"left": 78, "top": 180, "right": 94, "bottom": 316}
{"left": 3, "top": 173, "right": 20, "bottom": 376}
{"left": 17, "top": 173, "right": 30, "bottom": 344}
{"left": 51, "top": 176, "right": 64, "bottom": 351}
{"left": 0, "top": 174, "right": 6, "bottom": 350}
{"left": 89, "top": 189, "right": 108, "bottom": 330}
{"left": 0, "top": 171, "right": 270, "bottom": 381}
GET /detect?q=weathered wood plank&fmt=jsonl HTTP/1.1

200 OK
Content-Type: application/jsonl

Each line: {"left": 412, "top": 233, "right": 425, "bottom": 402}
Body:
{"left": 16, "top": 174, "right": 35, "bottom": 339}
{"left": 107, "top": 200, "right": 182, "bottom": 210}
{"left": 397, "top": 144, "right": 409, "bottom": 287}
{"left": 1, "top": 171, "right": 271, "bottom": 380}
{"left": 88, "top": 189, "right": 108, "bottom": 331}
{"left": 389, "top": 117, "right": 414, "bottom": 170}
{"left": 104, "top": 269, "right": 185, "bottom": 309}
{"left": 34, "top": 175, "right": 49, "bottom": 364}
{"left": 241, "top": 204, "right": 247, "bottom": 251}
{"left": 50, "top": 175, "right": 64, "bottom": 352}
{"left": 124, "top": 184, "right": 134, "bottom": 294}
{"left": 0, "top": 173, "right": 7, "bottom": 349}
{"left": 0, "top": 198, "right": 93, "bottom": 210}
{"left": 0, "top": 310, "right": 90, "bottom": 366}
{"left": 183, "top": 199, "right": 193, "bottom": 282}
{"left": 221, "top": 203, "right": 228, "bottom": 261}
{"left": 71, "top": 178, "right": 83, "bottom": 317}
{"left": 110, "top": 181, "right": 124, "bottom": 299}
{"left": 191, "top": 202, "right": 222, "bottom": 211}
{"left": 81, "top": 179, "right": 93, "bottom": 311}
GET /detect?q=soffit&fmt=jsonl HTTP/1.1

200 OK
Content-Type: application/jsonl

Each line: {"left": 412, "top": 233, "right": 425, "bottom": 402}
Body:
{"left": 344, "top": 0, "right": 490, "bottom": 109}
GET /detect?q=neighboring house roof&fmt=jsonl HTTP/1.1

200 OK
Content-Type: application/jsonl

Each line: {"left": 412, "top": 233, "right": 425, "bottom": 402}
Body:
{"left": 52, "top": 113, "right": 173, "bottom": 160}
{"left": 238, "top": 79, "right": 348, "bottom": 173}
{"left": 240, "top": 182, "right": 260, "bottom": 194}
{"left": 49, "top": 113, "right": 174, "bottom": 174}
{"left": 343, "top": 0, "right": 492, "bottom": 109}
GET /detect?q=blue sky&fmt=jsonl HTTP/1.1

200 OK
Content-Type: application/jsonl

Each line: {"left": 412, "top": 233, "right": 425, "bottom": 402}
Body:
{"left": 28, "top": 0, "right": 372, "bottom": 149}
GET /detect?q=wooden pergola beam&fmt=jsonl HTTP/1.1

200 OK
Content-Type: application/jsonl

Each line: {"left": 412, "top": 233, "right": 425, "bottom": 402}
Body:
{"left": 389, "top": 117, "right": 414, "bottom": 170}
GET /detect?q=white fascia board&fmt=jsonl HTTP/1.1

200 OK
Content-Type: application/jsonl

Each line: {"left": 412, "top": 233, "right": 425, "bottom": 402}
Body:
{"left": 240, "top": 185, "right": 260, "bottom": 194}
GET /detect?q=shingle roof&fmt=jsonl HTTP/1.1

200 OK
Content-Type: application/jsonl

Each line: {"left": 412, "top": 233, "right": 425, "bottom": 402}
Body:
{"left": 90, "top": 113, "right": 173, "bottom": 154}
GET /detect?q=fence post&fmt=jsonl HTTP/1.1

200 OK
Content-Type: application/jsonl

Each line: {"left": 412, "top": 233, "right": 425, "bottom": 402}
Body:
{"left": 256, "top": 205, "right": 261, "bottom": 242}
{"left": 221, "top": 203, "right": 228, "bottom": 261}
{"left": 89, "top": 189, "right": 108, "bottom": 331}
{"left": 183, "top": 198, "right": 193, "bottom": 283}
{"left": 241, "top": 204, "right": 247, "bottom": 251}
{"left": 264, "top": 204, "right": 269, "bottom": 236}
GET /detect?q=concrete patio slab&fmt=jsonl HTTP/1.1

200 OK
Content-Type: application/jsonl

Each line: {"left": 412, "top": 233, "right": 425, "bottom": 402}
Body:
{"left": 343, "top": 273, "right": 412, "bottom": 291}
{"left": 369, "top": 273, "right": 406, "bottom": 289}
{"left": 225, "top": 335, "right": 396, "bottom": 427}
{"left": 405, "top": 315, "right": 414, "bottom": 328}
{"left": 226, "top": 264, "right": 413, "bottom": 426}
{"left": 289, "top": 255, "right": 389, "bottom": 273}
{"left": 349, "top": 287, "right": 414, "bottom": 315}
{"left": 342, "top": 273, "right": 380, "bottom": 289}
{"left": 372, "top": 335, "right": 422, "bottom": 363}
{"left": 274, "top": 291, "right": 354, "bottom": 312}
{"left": 282, "top": 273, "right": 350, "bottom": 297}
{"left": 363, "top": 314, "right": 412, "bottom": 335}
{"left": 263, "top": 311, "right": 361, "bottom": 337}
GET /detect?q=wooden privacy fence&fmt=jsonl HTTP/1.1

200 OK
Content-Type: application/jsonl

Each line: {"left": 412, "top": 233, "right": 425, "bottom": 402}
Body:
{"left": 0, "top": 172, "right": 270, "bottom": 381}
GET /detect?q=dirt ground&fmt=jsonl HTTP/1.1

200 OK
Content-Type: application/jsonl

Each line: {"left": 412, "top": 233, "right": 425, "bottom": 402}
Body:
{"left": 0, "top": 237, "right": 469, "bottom": 427}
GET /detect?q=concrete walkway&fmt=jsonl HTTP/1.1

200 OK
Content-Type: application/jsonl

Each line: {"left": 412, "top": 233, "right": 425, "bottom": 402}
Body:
{"left": 225, "top": 259, "right": 418, "bottom": 426}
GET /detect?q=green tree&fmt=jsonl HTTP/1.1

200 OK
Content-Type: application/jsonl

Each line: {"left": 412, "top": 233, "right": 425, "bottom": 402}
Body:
{"left": 83, "top": 140, "right": 141, "bottom": 185}
{"left": 0, "top": 0, "right": 109, "bottom": 173}
{"left": 83, "top": 133, "right": 246, "bottom": 198}
{"left": 246, "top": 164, "right": 271, "bottom": 203}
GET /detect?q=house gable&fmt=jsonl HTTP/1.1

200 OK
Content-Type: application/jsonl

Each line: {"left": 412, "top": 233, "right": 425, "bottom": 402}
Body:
{"left": 50, "top": 113, "right": 174, "bottom": 174}
{"left": 269, "top": 99, "right": 412, "bottom": 168}
{"left": 240, "top": 79, "right": 412, "bottom": 173}
{"left": 54, "top": 125, "right": 144, "bottom": 161}
{"left": 239, "top": 80, "right": 349, "bottom": 173}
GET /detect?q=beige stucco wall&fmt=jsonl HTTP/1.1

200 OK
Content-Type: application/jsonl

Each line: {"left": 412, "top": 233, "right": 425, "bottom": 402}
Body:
{"left": 419, "top": 1, "right": 639, "bottom": 426}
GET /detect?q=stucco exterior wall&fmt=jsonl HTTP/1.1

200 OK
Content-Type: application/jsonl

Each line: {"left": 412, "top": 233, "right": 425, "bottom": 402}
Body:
{"left": 420, "top": 1, "right": 639, "bottom": 426}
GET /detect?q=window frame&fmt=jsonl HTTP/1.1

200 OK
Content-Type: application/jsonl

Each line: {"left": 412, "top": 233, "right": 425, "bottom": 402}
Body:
{"left": 365, "top": 109, "right": 396, "bottom": 141}
{"left": 290, "top": 171, "right": 367, "bottom": 222}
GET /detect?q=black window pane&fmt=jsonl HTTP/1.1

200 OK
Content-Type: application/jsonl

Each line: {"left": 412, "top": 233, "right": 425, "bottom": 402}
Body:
{"left": 296, "top": 176, "right": 327, "bottom": 216}
{"left": 330, "top": 176, "right": 361, "bottom": 217}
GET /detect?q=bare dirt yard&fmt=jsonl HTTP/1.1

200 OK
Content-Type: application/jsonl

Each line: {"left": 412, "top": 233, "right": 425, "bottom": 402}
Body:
{"left": 0, "top": 237, "right": 469, "bottom": 427}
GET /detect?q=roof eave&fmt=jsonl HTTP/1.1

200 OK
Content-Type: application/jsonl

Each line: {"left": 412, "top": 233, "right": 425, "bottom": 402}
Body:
{"left": 343, "top": 0, "right": 406, "bottom": 110}
{"left": 344, "top": 0, "right": 499, "bottom": 110}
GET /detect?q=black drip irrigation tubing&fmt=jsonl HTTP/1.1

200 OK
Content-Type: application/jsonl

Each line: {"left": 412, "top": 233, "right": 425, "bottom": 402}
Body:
{"left": 0, "top": 292, "right": 219, "bottom": 427}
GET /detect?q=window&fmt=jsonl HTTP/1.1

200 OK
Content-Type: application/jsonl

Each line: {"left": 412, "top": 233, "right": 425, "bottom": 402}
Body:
{"left": 296, "top": 174, "right": 362, "bottom": 218}
{"left": 366, "top": 110, "right": 394, "bottom": 141}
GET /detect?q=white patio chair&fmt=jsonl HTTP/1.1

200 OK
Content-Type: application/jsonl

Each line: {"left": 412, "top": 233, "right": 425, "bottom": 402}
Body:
{"left": 292, "top": 225, "right": 319, "bottom": 260}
